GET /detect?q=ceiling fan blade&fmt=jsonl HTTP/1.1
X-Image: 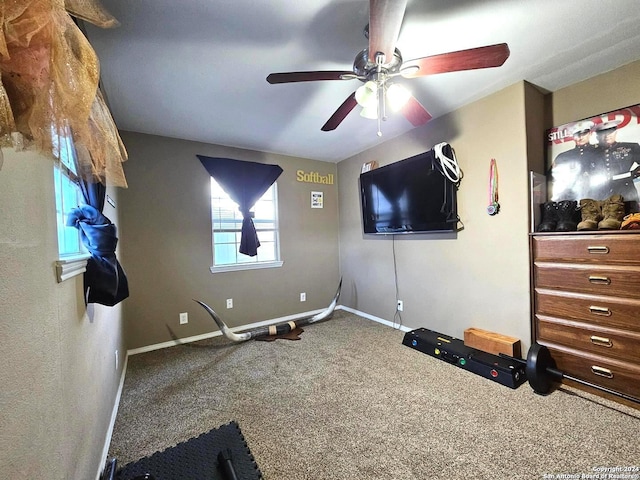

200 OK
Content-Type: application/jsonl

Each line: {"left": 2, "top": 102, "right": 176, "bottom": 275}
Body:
{"left": 321, "top": 92, "right": 358, "bottom": 131}
{"left": 267, "top": 71, "right": 355, "bottom": 84}
{"left": 369, "top": 0, "right": 408, "bottom": 64}
{"left": 402, "top": 43, "right": 510, "bottom": 78}
{"left": 401, "top": 96, "right": 432, "bottom": 126}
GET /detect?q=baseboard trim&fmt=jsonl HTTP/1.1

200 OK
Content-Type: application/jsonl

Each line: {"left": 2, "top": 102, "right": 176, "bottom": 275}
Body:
{"left": 96, "top": 353, "right": 129, "bottom": 480}
{"left": 127, "top": 305, "right": 411, "bottom": 357}
{"left": 338, "top": 305, "right": 412, "bottom": 332}
{"left": 127, "top": 307, "right": 327, "bottom": 356}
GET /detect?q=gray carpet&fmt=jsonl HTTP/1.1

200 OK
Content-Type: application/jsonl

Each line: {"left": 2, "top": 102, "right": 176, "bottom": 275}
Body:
{"left": 109, "top": 311, "right": 640, "bottom": 479}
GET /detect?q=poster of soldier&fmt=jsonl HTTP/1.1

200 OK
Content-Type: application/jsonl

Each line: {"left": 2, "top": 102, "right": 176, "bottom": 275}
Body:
{"left": 546, "top": 103, "right": 640, "bottom": 213}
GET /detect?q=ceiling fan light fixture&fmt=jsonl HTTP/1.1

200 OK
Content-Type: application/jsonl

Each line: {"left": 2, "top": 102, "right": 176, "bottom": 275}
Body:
{"left": 386, "top": 83, "right": 411, "bottom": 111}
{"left": 355, "top": 81, "right": 378, "bottom": 108}
{"left": 360, "top": 105, "right": 378, "bottom": 119}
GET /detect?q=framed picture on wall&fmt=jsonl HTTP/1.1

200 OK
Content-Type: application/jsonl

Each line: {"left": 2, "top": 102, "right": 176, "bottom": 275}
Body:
{"left": 546, "top": 103, "right": 640, "bottom": 212}
{"left": 311, "top": 191, "right": 323, "bottom": 209}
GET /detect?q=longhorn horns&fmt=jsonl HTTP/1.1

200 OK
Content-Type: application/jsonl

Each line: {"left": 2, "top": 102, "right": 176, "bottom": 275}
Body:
{"left": 195, "top": 278, "right": 342, "bottom": 342}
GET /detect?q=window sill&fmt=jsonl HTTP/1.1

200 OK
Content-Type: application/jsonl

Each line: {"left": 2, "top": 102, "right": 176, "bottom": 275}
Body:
{"left": 210, "top": 260, "right": 283, "bottom": 274}
{"left": 55, "top": 255, "right": 90, "bottom": 283}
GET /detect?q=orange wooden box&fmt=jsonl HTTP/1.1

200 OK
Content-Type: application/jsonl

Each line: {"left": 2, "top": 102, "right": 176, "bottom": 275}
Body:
{"left": 463, "top": 327, "right": 521, "bottom": 358}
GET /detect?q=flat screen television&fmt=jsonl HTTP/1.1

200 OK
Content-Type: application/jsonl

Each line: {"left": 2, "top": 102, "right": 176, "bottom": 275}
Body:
{"left": 359, "top": 149, "right": 458, "bottom": 235}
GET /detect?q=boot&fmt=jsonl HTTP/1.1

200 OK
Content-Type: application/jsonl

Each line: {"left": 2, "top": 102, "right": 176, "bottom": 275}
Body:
{"left": 577, "top": 199, "right": 602, "bottom": 231}
{"left": 537, "top": 202, "right": 558, "bottom": 232}
{"left": 556, "top": 200, "right": 580, "bottom": 232}
{"left": 598, "top": 194, "right": 625, "bottom": 230}
{"left": 621, "top": 213, "right": 640, "bottom": 230}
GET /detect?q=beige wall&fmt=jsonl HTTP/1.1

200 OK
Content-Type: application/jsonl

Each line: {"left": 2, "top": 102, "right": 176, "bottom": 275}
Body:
{"left": 551, "top": 60, "right": 640, "bottom": 126}
{"left": 336, "top": 60, "right": 640, "bottom": 352}
{"left": 338, "top": 81, "right": 538, "bottom": 351}
{"left": 117, "top": 132, "right": 340, "bottom": 350}
{"left": 0, "top": 149, "right": 125, "bottom": 479}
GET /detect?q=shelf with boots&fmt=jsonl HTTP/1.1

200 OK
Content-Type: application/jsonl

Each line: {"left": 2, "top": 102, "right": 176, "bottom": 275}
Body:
{"left": 536, "top": 195, "right": 638, "bottom": 233}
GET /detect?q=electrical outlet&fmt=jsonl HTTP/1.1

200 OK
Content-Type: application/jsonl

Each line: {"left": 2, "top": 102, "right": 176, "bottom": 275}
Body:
{"left": 300, "top": 292, "right": 306, "bottom": 302}
{"left": 397, "top": 300, "right": 404, "bottom": 312}
{"left": 226, "top": 298, "right": 233, "bottom": 309}
{"left": 179, "top": 312, "right": 188, "bottom": 324}
{"left": 115, "top": 350, "right": 119, "bottom": 370}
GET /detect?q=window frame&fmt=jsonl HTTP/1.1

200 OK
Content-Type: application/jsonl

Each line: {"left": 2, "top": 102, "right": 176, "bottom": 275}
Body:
{"left": 209, "top": 178, "right": 283, "bottom": 274}
{"left": 52, "top": 128, "right": 89, "bottom": 282}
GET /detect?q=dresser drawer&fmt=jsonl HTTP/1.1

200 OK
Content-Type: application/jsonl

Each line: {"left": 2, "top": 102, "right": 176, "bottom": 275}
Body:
{"left": 532, "top": 234, "right": 640, "bottom": 265}
{"left": 535, "top": 288, "right": 640, "bottom": 332}
{"left": 534, "top": 262, "right": 640, "bottom": 299}
{"left": 541, "top": 343, "right": 640, "bottom": 399}
{"left": 536, "top": 315, "right": 640, "bottom": 363}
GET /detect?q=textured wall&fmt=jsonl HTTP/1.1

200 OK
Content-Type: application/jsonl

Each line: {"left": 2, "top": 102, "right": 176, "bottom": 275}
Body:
{"left": 117, "top": 132, "right": 340, "bottom": 350}
{"left": 337, "top": 60, "right": 640, "bottom": 352}
{"left": 551, "top": 60, "right": 640, "bottom": 127}
{"left": 338, "top": 82, "right": 536, "bottom": 351}
{"left": 0, "top": 148, "right": 125, "bottom": 480}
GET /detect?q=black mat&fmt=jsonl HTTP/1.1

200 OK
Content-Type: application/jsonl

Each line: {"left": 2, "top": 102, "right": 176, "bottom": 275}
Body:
{"left": 114, "top": 421, "right": 262, "bottom": 480}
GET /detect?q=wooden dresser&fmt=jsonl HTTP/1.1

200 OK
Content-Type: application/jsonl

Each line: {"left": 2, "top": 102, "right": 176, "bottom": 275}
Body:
{"left": 530, "top": 231, "right": 640, "bottom": 406}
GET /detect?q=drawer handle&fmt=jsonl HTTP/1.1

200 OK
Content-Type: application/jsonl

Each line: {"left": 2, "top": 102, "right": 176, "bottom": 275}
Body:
{"left": 588, "top": 275, "right": 611, "bottom": 285}
{"left": 589, "top": 305, "right": 612, "bottom": 316}
{"left": 591, "top": 366, "right": 614, "bottom": 379}
{"left": 590, "top": 335, "right": 613, "bottom": 348}
{"left": 587, "top": 245, "right": 609, "bottom": 254}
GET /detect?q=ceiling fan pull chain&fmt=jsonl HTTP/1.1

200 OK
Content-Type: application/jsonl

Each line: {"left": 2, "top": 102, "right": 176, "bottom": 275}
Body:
{"left": 377, "top": 83, "right": 384, "bottom": 137}
{"left": 375, "top": 52, "right": 386, "bottom": 136}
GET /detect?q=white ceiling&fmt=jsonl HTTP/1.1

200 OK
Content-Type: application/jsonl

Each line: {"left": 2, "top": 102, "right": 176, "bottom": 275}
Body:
{"left": 85, "top": 0, "right": 640, "bottom": 163}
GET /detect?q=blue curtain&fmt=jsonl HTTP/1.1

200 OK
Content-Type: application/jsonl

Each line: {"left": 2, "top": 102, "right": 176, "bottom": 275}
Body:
{"left": 197, "top": 155, "right": 283, "bottom": 257}
{"left": 67, "top": 181, "right": 129, "bottom": 306}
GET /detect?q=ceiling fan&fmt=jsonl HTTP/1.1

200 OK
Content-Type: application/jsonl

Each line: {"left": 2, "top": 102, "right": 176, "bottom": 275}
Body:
{"left": 266, "top": 0, "right": 510, "bottom": 135}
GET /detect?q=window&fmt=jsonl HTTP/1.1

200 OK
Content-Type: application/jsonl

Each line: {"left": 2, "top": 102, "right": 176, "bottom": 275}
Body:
{"left": 54, "top": 163, "right": 84, "bottom": 258}
{"left": 210, "top": 177, "right": 282, "bottom": 273}
{"left": 52, "top": 128, "right": 88, "bottom": 282}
